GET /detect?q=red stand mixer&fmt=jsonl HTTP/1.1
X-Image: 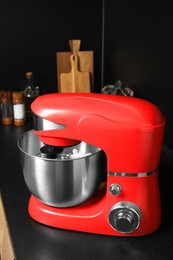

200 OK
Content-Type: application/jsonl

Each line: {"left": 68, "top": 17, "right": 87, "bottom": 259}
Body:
{"left": 18, "top": 93, "right": 165, "bottom": 236}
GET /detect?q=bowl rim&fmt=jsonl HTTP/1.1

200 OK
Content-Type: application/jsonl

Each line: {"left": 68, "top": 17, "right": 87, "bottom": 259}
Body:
{"left": 17, "top": 130, "right": 103, "bottom": 161}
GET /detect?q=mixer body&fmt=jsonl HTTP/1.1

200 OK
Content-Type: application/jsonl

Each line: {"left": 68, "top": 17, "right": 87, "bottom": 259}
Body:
{"left": 18, "top": 93, "right": 165, "bottom": 236}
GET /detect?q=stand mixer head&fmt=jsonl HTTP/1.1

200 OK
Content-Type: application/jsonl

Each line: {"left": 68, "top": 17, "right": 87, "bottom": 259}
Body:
{"left": 18, "top": 93, "right": 165, "bottom": 236}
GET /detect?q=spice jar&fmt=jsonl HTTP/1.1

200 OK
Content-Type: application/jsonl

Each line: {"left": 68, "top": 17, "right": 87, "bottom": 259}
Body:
{"left": 12, "top": 91, "right": 25, "bottom": 126}
{"left": 1, "top": 91, "right": 13, "bottom": 125}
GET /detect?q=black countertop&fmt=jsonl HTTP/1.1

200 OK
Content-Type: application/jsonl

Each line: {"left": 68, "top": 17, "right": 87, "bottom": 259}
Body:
{"left": 1, "top": 120, "right": 173, "bottom": 260}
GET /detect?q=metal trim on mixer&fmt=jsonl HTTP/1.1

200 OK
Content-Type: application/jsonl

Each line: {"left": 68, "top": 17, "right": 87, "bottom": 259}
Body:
{"left": 109, "top": 167, "right": 158, "bottom": 177}
{"left": 33, "top": 115, "right": 66, "bottom": 131}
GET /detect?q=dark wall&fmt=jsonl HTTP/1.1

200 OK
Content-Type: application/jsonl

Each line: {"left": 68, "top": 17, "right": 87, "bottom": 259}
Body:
{"left": 0, "top": 0, "right": 103, "bottom": 93}
{"left": 104, "top": 1, "right": 173, "bottom": 152}
{"left": 1, "top": 0, "right": 173, "bottom": 154}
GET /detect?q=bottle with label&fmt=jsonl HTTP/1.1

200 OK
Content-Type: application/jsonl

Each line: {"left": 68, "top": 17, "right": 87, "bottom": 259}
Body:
{"left": 23, "top": 72, "right": 39, "bottom": 118}
{"left": 12, "top": 91, "right": 25, "bottom": 126}
{"left": 1, "top": 91, "right": 13, "bottom": 125}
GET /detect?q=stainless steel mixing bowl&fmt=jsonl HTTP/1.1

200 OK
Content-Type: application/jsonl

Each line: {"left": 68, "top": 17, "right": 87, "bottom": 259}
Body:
{"left": 18, "top": 130, "right": 107, "bottom": 207}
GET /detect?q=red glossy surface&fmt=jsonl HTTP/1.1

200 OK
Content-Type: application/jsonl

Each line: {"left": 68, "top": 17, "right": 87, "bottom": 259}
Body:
{"left": 29, "top": 93, "right": 165, "bottom": 236}
{"left": 29, "top": 170, "right": 161, "bottom": 236}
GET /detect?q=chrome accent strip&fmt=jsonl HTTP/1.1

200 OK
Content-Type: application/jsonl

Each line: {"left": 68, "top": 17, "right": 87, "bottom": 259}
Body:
{"left": 33, "top": 115, "right": 66, "bottom": 131}
{"left": 109, "top": 167, "right": 158, "bottom": 177}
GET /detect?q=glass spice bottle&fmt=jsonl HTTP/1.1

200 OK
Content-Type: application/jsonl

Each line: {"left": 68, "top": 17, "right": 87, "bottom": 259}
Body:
{"left": 1, "top": 91, "right": 13, "bottom": 125}
{"left": 12, "top": 91, "right": 25, "bottom": 126}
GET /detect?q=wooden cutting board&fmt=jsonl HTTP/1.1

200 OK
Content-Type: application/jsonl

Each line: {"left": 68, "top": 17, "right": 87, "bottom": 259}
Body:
{"left": 60, "top": 54, "right": 90, "bottom": 92}
{"left": 56, "top": 40, "right": 94, "bottom": 92}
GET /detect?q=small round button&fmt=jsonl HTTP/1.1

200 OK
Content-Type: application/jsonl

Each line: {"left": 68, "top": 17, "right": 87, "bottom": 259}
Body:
{"left": 109, "top": 184, "right": 122, "bottom": 196}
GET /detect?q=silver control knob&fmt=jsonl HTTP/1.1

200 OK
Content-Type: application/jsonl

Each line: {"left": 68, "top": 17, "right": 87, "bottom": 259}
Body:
{"left": 109, "top": 184, "right": 122, "bottom": 196}
{"left": 108, "top": 202, "right": 141, "bottom": 234}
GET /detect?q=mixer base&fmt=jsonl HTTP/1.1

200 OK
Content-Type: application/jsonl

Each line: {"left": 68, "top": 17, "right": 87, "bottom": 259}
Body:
{"left": 28, "top": 186, "right": 117, "bottom": 235}
{"left": 28, "top": 184, "right": 160, "bottom": 237}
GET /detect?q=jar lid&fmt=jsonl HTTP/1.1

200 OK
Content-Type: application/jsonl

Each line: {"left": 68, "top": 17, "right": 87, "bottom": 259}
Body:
{"left": 1, "top": 91, "right": 12, "bottom": 101}
{"left": 26, "top": 71, "right": 33, "bottom": 77}
{"left": 12, "top": 91, "right": 24, "bottom": 100}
